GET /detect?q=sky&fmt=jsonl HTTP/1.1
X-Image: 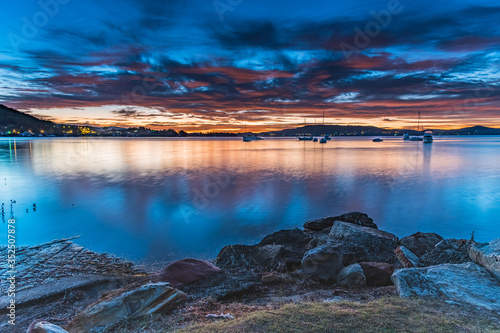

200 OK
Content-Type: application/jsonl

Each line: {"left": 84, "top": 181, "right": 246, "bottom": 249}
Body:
{"left": 1, "top": 0, "right": 500, "bottom": 132}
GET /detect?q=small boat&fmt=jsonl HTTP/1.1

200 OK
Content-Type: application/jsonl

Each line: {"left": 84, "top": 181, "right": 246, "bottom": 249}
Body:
{"left": 403, "top": 133, "right": 410, "bottom": 140}
{"left": 324, "top": 135, "right": 331, "bottom": 141}
{"left": 313, "top": 138, "right": 318, "bottom": 142}
{"left": 372, "top": 138, "right": 383, "bottom": 142}
{"left": 423, "top": 130, "right": 433, "bottom": 143}
{"left": 298, "top": 136, "right": 314, "bottom": 141}
{"left": 319, "top": 137, "right": 327, "bottom": 143}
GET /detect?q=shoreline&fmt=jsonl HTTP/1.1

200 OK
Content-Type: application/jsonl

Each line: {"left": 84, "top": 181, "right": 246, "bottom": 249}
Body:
{"left": 2, "top": 211, "right": 500, "bottom": 332}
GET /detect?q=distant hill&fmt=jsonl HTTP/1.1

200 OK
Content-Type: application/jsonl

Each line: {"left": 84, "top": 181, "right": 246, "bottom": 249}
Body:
{"left": 0, "top": 104, "right": 61, "bottom": 135}
{"left": 265, "top": 124, "right": 500, "bottom": 136}
{"left": 430, "top": 126, "right": 500, "bottom": 136}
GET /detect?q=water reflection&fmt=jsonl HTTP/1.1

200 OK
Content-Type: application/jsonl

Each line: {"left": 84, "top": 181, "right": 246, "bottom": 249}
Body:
{"left": 0, "top": 137, "right": 499, "bottom": 262}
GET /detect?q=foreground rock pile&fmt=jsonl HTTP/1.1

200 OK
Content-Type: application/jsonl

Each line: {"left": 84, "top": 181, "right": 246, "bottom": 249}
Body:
{"left": 9, "top": 212, "right": 500, "bottom": 332}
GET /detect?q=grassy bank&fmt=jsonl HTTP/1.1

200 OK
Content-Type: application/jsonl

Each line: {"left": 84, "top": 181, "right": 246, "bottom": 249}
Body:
{"left": 107, "top": 297, "right": 500, "bottom": 333}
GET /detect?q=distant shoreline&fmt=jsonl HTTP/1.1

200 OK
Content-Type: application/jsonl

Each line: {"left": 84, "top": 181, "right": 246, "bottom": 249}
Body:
{"left": 2, "top": 134, "right": 500, "bottom": 138}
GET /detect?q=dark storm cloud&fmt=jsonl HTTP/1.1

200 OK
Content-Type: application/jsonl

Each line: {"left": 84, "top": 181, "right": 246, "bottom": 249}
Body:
{"left": 212, "top": 5, "right": 500, "bottom": 53}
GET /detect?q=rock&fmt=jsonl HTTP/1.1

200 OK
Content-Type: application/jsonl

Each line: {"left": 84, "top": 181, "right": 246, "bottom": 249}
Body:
{"left": 304, "top": 211, "right": 377, "bottom": 231}
{"left": 335, "top": 263, "right": 366, "bottom": 286}
{"left": 179, "top": 269, "right": 260, "bottom": 301}
{"left": 469, "top": 238, "right": 500, "bottom": 283}
{"left": 359, "top": 262, "right": 395, "bottom": 286}
{"left": 301, "top": 243, "right": 343, "bottom": 281}
{"left": 394, "top": 246, "right": 420, "bottom": 268}
{"left": 261, "top": 272, "right": 280, "bottom": 284}
{"left": 399, "top": 232, "right": 444, "bottom": 257}
{"left": 259, "top": 228, "right": 312, "bottom": 247}
{"left": 158, "top": 259, "right": 221, "bottom": 287}
{"left": 259, "top": 228, "right": 313, "bottom": 270}
{"left": 215, "top": 244, "right": 285, "bottom": 270}
{"left": 27, "top": 320, "right": 69, "bottom": 333}
{"left": 419, "top": 238, "right": 471, "bottom": 266}
{"left": 0, "top": 238, "right": 141, "bottom": 295}
{"left": 329, "top": 221, "right": 399, "bottom": 265}
{"left": 66, "top": 282, "right": 185, "bottom": 333}
{"left": 391, "top": 262, "right": 500, "bottom": 310}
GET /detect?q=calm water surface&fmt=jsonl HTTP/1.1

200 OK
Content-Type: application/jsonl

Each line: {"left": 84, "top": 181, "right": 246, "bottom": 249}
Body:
{"left": 0, "top": 137, "right": 499, "bottom": 263}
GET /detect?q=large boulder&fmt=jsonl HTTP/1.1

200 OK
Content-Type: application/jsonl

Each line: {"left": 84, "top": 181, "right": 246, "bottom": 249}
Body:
{"left": 27, "top": 321, "right": 69, "bottom": 333}
{"left": 301, "top": 243, "right": 343, "bottom": 281}
{"left": 215, "top": 244, "right": 285, "bottom": 270}
{"left": 335, "top": 263, "right": 366, "bottom": 286}
{"left": 359, "top": 262, "right": 395, "bottom": 286}
{"left": 329, "top": 221, "right": 399, "bottom": 265}
{"left": 419, "top": 239, "right": 471, "bottom": 266}
{"left": 394, "top": 246, "right": 420, "bottom": 268}
{"left": 259, "top": 228, "right": 313, "bottom": 270}
{"left": 399, "top": 232, "right": 444, "bottom": 257}
{"left": 66, "top": 282, "right": 185, "bottom": 333}
{"left": 391, "top": 262, "right": 500, "bottom": 310}
{"left": 304, "top": 211, "right": 377, "bottom": 231}
{"left": 158, "top": 259, "right": 221, "bottom": 287}
{"left": 469, "top": 238, "right": 500, "bottom": 283}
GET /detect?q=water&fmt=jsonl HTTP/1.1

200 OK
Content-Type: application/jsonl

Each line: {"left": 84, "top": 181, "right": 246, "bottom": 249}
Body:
{"left": 1, "top": 136, "right": 499, "bottom": 263}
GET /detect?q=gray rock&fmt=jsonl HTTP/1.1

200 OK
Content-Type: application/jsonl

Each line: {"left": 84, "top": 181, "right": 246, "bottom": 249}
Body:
{"left": 394, "top": 246, "right": 420, "bottom": 268}
{"left": 335, "top": 263, "right": 366, "bottom": 286}
{"left": 301, "top": 243, "right": 343, "bottom": 281}
{"left": 215, "top": 244, "right": 285, "bottom": 270}
{"left": 0, "top": 237, "right": 141, "bottom": 295}
{"left": 27, "top": 320, "right": 69, "bottom": 333}
{"left": 304, "top": 211, "right": 377, "bottom": 231}
{"left": 66, "top": 282, "right": 185, "bottom": 333}
{"left": 399, "top": 232, "right": 444, "bottom": 257}
{"left": 179, "top": 269, "right": 260, "bottom": 301}
{"left": 329, "top": 221, "right": 399, "bottom": 265}
{"left": 259, "top": 228, "right": 313, "bottom": 270}
{"left": 469, "top": 238, "right": 500, "bottom": 283}
{"left": 419, "top": 238, "right": 471, "bottom": 266}
{"left": 391, "top": 262, "right": 500, "bottom": 310}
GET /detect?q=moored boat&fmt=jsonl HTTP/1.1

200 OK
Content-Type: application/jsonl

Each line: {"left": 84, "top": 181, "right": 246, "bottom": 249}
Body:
{"left": 423, "top": 130, "right": 433, "bottom": 143}
{"left": 243, "top": 135, "right": 262, "bottom": 142}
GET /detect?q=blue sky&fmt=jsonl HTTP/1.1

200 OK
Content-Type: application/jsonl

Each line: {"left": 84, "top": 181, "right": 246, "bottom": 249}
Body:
{"left": 1, "top": 0, "right": 500, "bottom": 131}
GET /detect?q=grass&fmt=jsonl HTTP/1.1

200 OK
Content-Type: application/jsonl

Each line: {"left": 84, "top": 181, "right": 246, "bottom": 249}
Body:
{"left": 105, "top": 296, "right": 500, "bottom": 333}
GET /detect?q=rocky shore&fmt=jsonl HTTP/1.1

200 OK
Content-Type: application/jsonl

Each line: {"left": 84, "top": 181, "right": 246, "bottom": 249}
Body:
{"left": 3, "top": 212, "right": 500, "bottom": 332}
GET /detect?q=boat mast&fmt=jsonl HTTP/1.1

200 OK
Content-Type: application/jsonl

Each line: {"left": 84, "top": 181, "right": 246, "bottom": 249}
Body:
{"left": 417, "top": 111, "right": 421, "bottom": 134}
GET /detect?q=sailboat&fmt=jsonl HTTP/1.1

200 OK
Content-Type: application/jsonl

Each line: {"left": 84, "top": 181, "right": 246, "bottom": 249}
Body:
{"left": 298, "top": 118, "right": 313, "bottom": 140}
{"left": 320, "top": 110, "right": 331, "bottom": 142}
{"left": 242, "top": 124, "right": 263, "bottom": 142}
{"left": 409, "top": 112, "right": 423, "bottom": 141}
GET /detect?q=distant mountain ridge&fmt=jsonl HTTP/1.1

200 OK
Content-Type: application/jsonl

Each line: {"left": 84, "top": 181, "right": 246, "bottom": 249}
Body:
{"left": 266, "top": 124, "right": 500, "bottom": 136}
